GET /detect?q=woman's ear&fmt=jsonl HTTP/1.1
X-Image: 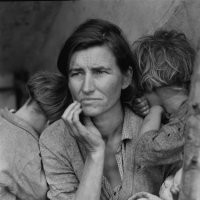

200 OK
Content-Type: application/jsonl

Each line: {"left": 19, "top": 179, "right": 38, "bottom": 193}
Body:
{"left": 122, "top": 66, "right": 133, "bottom": 89}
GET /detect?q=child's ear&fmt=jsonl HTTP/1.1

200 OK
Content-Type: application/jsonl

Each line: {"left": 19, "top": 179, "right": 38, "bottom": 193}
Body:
{"left": 122, "top": 66, "right": 133, "bottom": 89}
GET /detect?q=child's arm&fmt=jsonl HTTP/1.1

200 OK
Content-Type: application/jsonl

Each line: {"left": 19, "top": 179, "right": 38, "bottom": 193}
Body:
{"left": 140, "top": 105, "right": 164, "bottom": 135}
{"left": 137, "top": 112, "right": 185, "bottom": 165}
{"left": 135, "top": 91, "right": 185, "bottom": 165}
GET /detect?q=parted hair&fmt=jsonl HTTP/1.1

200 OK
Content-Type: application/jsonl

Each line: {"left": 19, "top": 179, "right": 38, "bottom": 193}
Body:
{"left": 57, "top": 18, "right": 138, "bottom": 103}
{"left": 132, "top": 29, "right": 195, "bottom": 91}
{"left": 27, "top": 71, "right": 69, "bottom": 123}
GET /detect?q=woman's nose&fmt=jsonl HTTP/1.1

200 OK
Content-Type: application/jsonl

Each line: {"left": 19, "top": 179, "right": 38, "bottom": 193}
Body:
{"left": 82, "top": 74, "right": 95, "bottom": 94}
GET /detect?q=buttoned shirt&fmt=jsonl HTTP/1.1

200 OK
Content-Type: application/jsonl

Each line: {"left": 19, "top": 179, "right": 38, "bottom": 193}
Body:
{"left": 40, "top": 106, "right": 180, "bottom": 200}
{"left": 0, "top": 108, "right": 48, "bottom": 200}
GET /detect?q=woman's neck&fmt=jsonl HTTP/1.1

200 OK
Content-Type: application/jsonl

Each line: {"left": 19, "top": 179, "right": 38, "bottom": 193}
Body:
{"left": 91, "top": 101, "right": 124, "bottom": 142}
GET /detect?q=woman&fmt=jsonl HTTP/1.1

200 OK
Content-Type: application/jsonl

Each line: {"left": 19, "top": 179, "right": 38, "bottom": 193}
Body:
{"left": 39, "top": 19, "right": 178, "bottom": 200}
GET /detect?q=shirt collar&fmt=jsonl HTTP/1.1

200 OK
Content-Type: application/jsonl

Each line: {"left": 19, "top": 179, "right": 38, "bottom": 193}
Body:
{"left": 121, "top": 106, "right": 141, "bottom": 141}
{"left": 0, "top": 108, "right": 39, "bottom": 141}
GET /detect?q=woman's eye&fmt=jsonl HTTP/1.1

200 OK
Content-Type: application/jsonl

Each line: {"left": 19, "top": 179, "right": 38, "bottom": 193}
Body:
{"left": 95, "top": 70, "right": 107, "bottom": 75}
{"left": 70, "top": 72, "right": 83, "bottom": 77}
{"left": 96, "top": 71, "right": 103, "bottom": 74}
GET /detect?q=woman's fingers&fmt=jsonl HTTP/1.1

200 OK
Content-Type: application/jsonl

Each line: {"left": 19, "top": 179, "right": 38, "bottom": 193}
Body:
{"left": 84, "top": 116, "right": 93, "bottom": 126}
{"left": 62, "top": 101, "right": 80, "bottom": 122}
{"left": 62, "top": 101, "right": 104, "bottom": 152}
{"left": 73, "top": 114, "right": 97, "bottom": 140}
{"left": 72, "top": 114, "right": 104, "bottom": 151}
{"left": 71, "top": 107, "right": 86, "bottom": 137}
{"left": 69, "top": 105, "right": 93, "bottom": 143}
{"left": 62, "top": 101, "right": 81, "bottom": 138}
{"left": 84, "top": 117, "right": 102, "bottom": 137}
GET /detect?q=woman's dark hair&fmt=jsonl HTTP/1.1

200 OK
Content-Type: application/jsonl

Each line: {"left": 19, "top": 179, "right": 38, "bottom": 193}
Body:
{"left": 57, "top": 18, "right": 138, "bottom": 103}
{"left": 27, "top": 71, "right": 69, "bottom": 123}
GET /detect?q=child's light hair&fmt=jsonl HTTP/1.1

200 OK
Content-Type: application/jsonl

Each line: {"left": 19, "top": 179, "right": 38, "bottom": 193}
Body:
{"left": 132, "top": 30, "right": 195, "bottom": 91}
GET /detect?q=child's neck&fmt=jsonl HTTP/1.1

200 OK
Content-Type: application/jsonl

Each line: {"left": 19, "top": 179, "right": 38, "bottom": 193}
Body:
{"left": 156, "top": 86, "right": 188, "bottom": 114}
{"left": 15, "top": 101, "right": 47, "bottom": 135}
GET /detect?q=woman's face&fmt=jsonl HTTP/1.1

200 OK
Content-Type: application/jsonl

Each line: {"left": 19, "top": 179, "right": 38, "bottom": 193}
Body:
{"left": 68, "top": 46, "right": 131, "bottom": 117}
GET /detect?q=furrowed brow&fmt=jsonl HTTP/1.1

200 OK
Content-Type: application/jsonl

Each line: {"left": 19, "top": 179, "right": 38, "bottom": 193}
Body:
{"left": 92, "top": 66, "right": 111, "bottom": 71}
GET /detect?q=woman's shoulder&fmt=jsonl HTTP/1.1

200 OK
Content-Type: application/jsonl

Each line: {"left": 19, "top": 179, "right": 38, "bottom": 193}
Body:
{"left": 39, "top": 119, "right": 75, "bottom": 147}
{"left": 125, "top": 104, "right": 143, "bottom": 122}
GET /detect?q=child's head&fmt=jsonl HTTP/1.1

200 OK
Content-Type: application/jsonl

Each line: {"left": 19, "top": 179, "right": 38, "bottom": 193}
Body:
{"left": 26, "top": 71, "right": 69, "bottom": 124}
{"left": 132, "top": 30, "right": 195, "bottom": 93}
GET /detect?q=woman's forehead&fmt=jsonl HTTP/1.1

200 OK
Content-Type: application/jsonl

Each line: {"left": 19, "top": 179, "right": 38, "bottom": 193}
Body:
{"left": 69, "top": 46, "right": 117, "bottom": 69}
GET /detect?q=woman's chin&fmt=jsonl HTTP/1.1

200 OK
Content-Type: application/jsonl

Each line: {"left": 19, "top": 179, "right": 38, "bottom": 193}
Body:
{"left": 82, "top": 107, "right": 101, "bottom": 117}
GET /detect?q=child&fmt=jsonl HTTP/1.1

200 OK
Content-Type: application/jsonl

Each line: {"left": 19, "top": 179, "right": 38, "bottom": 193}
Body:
{"left": 131, "top": 29, "right": 195, "bottom": 198}
{"left": 0, "top": 71, "right": 68, "bottom": 200}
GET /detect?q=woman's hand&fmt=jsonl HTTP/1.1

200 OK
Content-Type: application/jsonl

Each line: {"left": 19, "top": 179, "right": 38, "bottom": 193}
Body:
{"left": 132, "top": 96, "right": 150, "bottom": 117}
{"left": 62, "top": 101, "right": 105, "bottom": 154}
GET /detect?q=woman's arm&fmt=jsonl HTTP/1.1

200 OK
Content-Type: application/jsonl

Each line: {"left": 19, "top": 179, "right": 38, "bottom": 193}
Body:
{"left": 61, "top": 101, "right": 105, "bottom": 200}
{"left": 0, "top": 189, "right": 17, "bottom": 200}
{"left": 75, "top": 148, "right": 105, "bottom": 200}
{"left": 40, "top": 101, "right": 105, "bottom": 200}
{"left": 40, "top": 124, "right": 105, "bottom": 200}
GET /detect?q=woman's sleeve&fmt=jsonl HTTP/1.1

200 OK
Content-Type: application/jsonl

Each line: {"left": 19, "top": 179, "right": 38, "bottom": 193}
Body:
{"left": 0, "top": 188, "right": 17, "bottom": 200}
{"left": 0, "top": 172, "right": 17, "bottom": 200}
{"left": 39, "top": 122, "right": 79, "bottom": 200}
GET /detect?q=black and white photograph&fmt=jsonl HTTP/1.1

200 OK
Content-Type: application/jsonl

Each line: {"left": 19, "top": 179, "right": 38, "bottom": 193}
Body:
{"left": 0, "top": 1, "right": 200, "bottom": 200}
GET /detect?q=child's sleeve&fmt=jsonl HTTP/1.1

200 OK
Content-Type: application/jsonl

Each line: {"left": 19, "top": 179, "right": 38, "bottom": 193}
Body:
{"left": 136, "top": 119, "right": 185, "bottom": 165}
